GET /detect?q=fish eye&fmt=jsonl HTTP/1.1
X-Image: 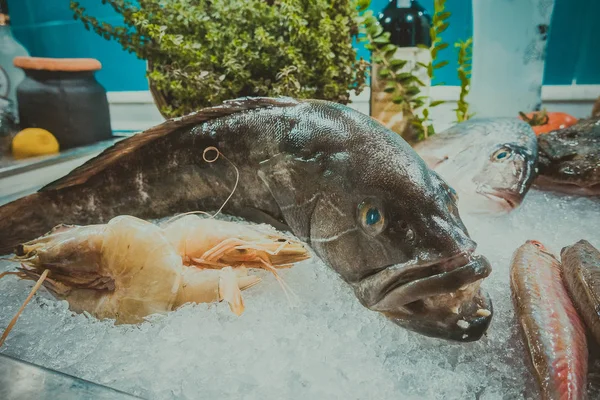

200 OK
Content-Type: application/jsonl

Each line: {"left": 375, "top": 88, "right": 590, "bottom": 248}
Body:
{"left": 358, "top": 200, "right": 386, "bottom": 235}
{"left": 530, "top": 240, "right": 544, "bottom": 249}
{"left": 492, "top": 147, "right": 512, "bottom": 161}
{"left": 366, "top": 208, "right": 381, "bottom": 225}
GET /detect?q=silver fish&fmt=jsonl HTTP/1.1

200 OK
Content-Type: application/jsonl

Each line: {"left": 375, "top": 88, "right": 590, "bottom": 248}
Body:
{"left": 414, "top": 118, "right": 538, "bottom": 214}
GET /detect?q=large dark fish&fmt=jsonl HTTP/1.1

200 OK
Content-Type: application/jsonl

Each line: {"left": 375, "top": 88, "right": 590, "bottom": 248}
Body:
{"left": 0, "top": 97, "right": 493, "bottom": 341}
{"left": 536, "top": 116, "right": 600, "bottom": 196}
{"left": 510, "top": 240, "right": 588, "bottom": 400}
{"left": 561, "top": 240, "right": 600, "bottom": 346}
{"left": 413, "top": 118, "right": 538, "bottom": 214}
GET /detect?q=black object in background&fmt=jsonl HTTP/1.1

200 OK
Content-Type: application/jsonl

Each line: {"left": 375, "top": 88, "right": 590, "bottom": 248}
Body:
{"left": 377, "top": 0, "right": 432, "bottom": 48}
{"left": 14, "top": 57, "right": 113, "bottom": 150}
{"left": 0, "top": 97, "right": 17, "bottom": 154}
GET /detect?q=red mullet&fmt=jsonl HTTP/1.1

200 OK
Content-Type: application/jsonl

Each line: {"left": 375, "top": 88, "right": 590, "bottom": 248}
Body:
{"left": 510, "top": 240, "right": 588, "bottom": 400}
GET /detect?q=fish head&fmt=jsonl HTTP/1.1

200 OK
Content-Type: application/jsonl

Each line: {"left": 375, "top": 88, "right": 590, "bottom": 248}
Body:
{"left": 430, "top": 118, "right": 538, "bottom": 214}
{"left": 560, "top": 239, "right": 599, "bottom": 262}
{"left": 536, "top": 118, "right": 600, "bottom": 194}
{"left": 471, "top": 141, "right": 538, "bottom": 213}
{"left": 518, "top": 239, "right": 559, "bottom": 262}
{"left": 304, "top": 114, "right": 493, "bottom": 342}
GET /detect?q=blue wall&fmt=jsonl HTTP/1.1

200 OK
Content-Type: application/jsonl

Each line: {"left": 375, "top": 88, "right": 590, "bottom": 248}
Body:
{"left": 7, "top": 0, "right": 600, "bottom": 91}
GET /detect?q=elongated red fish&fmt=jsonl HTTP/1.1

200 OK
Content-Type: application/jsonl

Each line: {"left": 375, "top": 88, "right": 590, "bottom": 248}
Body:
{"left": 561, "top": 240, "right": 600, "bottom": 347}
{"left": 510, "top": 240, "right": 588, "bottom": 400}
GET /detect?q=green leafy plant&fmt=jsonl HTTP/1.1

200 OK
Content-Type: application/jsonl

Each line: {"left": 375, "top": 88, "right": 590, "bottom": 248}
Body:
{"left": 454, "top": 37, "right": 473, "bottom": 122}
{"left": 70, "top": 0, "right": 369, "bottom": 118}
{"left": 359, "top": 0, "right": 451, "bottom": 141}
{"left": 420, "top": 0, "right": 450, "bottom": 91}
{"left": 357, "top": 2, "right": 428, "bottom": 140}
{"left": 417, "top": 0, "right": 452, "bottom": 138}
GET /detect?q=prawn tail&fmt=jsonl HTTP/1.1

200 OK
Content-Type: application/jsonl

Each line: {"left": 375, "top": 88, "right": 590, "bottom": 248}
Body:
{"left": 0, "top": 192, "right": 60, "bottom": 255}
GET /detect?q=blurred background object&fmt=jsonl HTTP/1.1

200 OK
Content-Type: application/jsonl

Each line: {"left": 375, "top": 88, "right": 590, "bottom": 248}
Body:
{"left": 469, "top": 0, "right": 556, "bottom": 118}
{"left": 0, "top": 98, "right": 17, "bottom": 155}
{"left": 67, "top": 0, "right": 369, "bottom": 119}
{"left": 369, "top": 0, "right": 432, "bottom": 143}
{"left": 4, "top": 0, "right": 598, "bottom": 132}
{"left": 14, "top": 56, "right": 112, "bottom": 150}
{"left": 0, "top": 0, "right": 29, "bottom": 119}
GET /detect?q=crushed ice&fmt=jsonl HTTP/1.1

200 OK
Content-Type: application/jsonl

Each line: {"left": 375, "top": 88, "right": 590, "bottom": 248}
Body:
{"left": 1, "top": 190, "right": 599, "bottom": 399}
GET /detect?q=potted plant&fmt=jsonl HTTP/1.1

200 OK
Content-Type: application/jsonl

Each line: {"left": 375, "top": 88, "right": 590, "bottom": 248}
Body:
{"left": 70, "top": 0, "right": 369, "bottom": 119}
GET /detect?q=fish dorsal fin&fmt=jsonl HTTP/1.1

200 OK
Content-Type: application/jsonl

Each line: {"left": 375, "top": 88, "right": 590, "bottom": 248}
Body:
{"left": 41, "top": 97, "right": 299, "bottom": 192}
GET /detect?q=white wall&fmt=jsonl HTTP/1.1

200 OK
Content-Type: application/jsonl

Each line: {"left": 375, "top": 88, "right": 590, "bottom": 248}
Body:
{"left": 108, "top": 85, "right": 600, "bottom": 133}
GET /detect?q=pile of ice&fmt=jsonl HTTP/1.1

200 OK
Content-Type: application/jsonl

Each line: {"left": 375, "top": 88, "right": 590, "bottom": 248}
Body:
{"left": 0, "top": 190, "right": 599, "bottom": 400}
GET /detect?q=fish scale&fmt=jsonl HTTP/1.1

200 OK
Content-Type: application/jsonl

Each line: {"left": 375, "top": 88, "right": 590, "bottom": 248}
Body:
{"left": 510, "top": 240, "right": 588, "bottom": 400}
{"left": 561, "top": 240, "right": 600, "bottom": 347}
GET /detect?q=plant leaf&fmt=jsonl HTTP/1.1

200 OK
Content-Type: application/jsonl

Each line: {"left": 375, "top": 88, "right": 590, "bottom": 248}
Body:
{"left": 357, "top": 0, "right": 371, "bottom": 12}
{"left": 378, "top": 68, "right": 391, "bottom": 78}
{"left": 373, "top": 35, "right": 389, "bottom": 44}
{"left": 433, "top": 60, "right": 449, "bottom": 69}
{"left": 436, "top": 22, "right": 449, "bottom": 34}
{"left": 434, "top": 42, "right": 449, "bottom": 52}
{"left": 389, "top": 59, "right": 408, "bottom": 69}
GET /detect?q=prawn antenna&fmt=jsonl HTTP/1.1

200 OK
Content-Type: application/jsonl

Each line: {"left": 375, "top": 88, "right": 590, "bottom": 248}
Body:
{"left": 165, "top": 146, "right": 240, "bottom": 224}
{"left": 0, "top": 271, "right": 23, "bottom": 280}
{"left": 0, "top": 269, "right": 49, "bottom": 347}
{"left": 258, "top": 259, "right": 299, "bottom": 306}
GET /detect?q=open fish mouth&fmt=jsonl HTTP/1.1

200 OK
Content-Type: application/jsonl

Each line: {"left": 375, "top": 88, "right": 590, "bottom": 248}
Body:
{"left": 358, "top": 253, "right": 493, "bottom": 342}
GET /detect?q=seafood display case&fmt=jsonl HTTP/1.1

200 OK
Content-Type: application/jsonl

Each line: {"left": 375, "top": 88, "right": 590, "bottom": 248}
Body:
{"left": 0, "top": 353, "right": 139, "bottom": 399}
{"left": 0, "top": 0, "right": 599, "bottom": 399}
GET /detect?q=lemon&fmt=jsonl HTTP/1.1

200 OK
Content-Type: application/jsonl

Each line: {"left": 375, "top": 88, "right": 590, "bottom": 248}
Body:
{"left": 12, "top": 128, "right": 60, "bottom": 159}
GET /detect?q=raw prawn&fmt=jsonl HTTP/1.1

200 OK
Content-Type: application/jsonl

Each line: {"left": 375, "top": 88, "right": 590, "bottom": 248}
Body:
{"left": 1, "top": 214, "right": 311, "bottom": 345}
{"left": 7, "top": 216, "right": 260, "bottom": 326}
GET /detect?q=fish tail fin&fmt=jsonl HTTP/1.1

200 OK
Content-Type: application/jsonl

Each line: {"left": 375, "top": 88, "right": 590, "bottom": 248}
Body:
{"left": 0, "top": 193, "right": 58, "bottom": 255}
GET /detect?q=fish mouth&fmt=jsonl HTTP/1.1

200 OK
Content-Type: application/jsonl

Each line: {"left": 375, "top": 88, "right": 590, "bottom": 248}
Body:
{"left": 478, "top": 187, "right": 522, "bottom": 211}
{"left": 357, "top": 253, "right": 493, "bottom": 342}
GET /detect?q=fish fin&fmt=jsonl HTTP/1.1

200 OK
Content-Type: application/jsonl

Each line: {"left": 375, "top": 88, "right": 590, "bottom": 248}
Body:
{"left": 258, "top": 153, "right": 325, "bottom": 240}
{"left": 235, "top": 207, "right": 292, "bottom": 233}
{"left": 41, "top": 97, "right": 299, "bottom": 192}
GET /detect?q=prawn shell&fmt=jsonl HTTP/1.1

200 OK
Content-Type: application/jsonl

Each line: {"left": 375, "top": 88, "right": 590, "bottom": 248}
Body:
{"left": 98, "top": 216, "right": 183, "bottom": 324}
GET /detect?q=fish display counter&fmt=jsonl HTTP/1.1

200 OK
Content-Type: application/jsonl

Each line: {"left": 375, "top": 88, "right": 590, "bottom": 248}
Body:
{"left": 0, "top": 131, "right": 135, "bottom": 206}
{"left": 0, "top": 353, "right": 140, "bottom": 399}
{"left": 0, "top": 98, "right": 598, "bottom": 399}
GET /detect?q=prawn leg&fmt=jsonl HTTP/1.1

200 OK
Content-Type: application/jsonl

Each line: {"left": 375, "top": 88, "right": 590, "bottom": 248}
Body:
{"left": 191, "top": 239, "right": 298, "bottom": 303}
{"left": 174, "top": 267, "right": 261, "bottom": 315}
